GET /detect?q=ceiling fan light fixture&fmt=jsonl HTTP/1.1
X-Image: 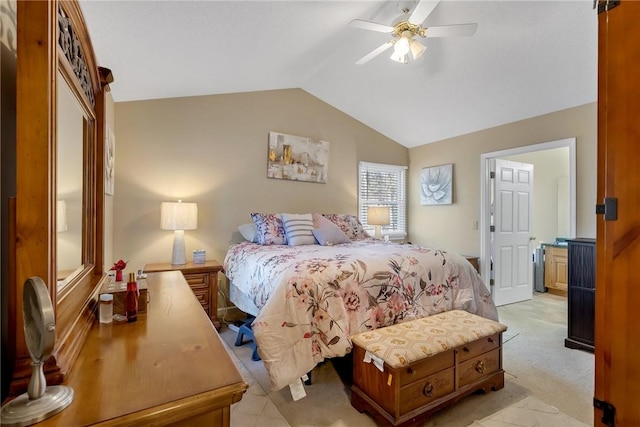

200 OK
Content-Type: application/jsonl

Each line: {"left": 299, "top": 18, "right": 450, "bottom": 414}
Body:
{"left": 410, "top": 39, "right": 426, "bottom": 59}
{"left": 393, "top": 36, "right": 410, "bottom": 56}
{"left": 389, "top": 50, "right": 408, "bottom": 64}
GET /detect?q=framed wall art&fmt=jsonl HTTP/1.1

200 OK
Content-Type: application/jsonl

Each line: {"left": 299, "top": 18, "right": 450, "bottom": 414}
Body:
{"left": 420, "top": 163, "right": 453, "bottom": 205}
{"left": 105, "top": 125, "right": 115, "bottom": 195}
{"left": 267, "top": 131, "right": 329, "bottom": 184}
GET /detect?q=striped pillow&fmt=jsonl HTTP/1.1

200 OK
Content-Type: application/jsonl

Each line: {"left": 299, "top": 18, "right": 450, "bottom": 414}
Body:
{"left": 281, "top": 213, "right": 316, "bottom": 246}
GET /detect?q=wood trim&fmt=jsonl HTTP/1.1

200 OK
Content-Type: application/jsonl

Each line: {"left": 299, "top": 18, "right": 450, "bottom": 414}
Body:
{"left": 14, "top": 0, "right": 57, "bottom": 382}
{"left": 9, "top": 0, "right": 108, "bottom": 398}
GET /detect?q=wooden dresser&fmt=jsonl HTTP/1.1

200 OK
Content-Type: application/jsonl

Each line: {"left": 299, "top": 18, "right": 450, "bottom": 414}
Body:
{"left": 39, "top": 271, "right": 247, "bottom": 426}
{"left": 144, "top": 260, "right": 223, "bottom": 329}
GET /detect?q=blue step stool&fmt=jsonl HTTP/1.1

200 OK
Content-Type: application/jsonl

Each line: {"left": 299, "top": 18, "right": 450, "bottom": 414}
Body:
{"left": 234, "top": 318, "right": 260, "bottom": 361}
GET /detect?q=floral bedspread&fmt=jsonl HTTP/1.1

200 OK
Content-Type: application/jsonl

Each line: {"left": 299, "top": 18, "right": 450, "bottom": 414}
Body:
{"left": 223, "top": 239, "right": 498, "bottom": 391}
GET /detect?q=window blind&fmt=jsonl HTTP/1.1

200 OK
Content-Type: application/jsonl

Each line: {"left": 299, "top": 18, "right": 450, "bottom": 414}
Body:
{"left": 358, "top": 161, "right": 407, "bottom": 240}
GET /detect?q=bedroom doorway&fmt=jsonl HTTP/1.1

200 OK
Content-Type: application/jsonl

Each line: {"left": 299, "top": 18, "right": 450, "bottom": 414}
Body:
{"left": 480, "top": 138, "right": 576, "bottom": 306}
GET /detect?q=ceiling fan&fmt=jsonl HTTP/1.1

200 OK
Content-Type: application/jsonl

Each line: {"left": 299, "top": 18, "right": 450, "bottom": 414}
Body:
{"left": 350, "top": 0, "right": 477, "bottom": 65}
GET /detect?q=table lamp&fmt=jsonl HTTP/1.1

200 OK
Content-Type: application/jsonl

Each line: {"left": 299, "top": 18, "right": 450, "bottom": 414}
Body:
{"left": 160, "top": 200, "right": 198, "bottom": 265}
{"left": 368, "top": 206, "right": 390, "bottom": 240}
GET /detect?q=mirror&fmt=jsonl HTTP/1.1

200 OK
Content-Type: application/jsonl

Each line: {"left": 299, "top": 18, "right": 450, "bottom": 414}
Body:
{"left": 56, "top": 71, "right": 85, "bottom": 292}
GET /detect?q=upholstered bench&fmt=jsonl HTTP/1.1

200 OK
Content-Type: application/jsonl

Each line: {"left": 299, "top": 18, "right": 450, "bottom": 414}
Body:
{"left": 350, "top": 310, "right": 507, "bottom": 427}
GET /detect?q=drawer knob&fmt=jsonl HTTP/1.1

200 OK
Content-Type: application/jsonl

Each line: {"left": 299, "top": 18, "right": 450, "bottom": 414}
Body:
{"left": 463, "top": 346, "right": 470, "bottom": 353}
{"left": 488, "top": 337, "right": 495, "bottom": 343}
{"left": 422, "top": 382, "right": 434, "bottom": 397}
{"left": 406, "top": 367, "right": 415, "bottom": 375}
{"left": 475, "top": 360, "right": 486, "bottom": 374}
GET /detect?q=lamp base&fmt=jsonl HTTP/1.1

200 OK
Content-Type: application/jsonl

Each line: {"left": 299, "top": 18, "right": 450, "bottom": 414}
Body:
{"left": 171, "top": 230, "right": 187, "bottom": 265}
{"left": 374, "top": 226, "right": 382, "bottom": 240}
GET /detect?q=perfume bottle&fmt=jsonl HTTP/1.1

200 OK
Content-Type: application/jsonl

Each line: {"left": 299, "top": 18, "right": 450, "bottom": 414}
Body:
{"left": 126, "top": 272, "right": 139, "bottom": 323}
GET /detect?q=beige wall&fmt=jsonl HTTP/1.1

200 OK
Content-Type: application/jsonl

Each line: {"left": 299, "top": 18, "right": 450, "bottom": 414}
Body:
{"left": 408, "top": 102, "right": 597, "bottom": 256}
{"left": 112, "top": 88, "right": 408, "bottom": 273}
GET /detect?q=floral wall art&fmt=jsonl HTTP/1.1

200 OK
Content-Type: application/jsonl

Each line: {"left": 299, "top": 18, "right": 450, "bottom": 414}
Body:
{"left": 267, "top": 131, "right": 329, "bottom": 184}
{"left": 420, "top": 164, "right": 453, "bottom": 205}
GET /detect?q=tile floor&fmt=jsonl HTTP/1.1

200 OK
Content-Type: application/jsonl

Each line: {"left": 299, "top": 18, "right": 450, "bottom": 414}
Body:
{"left": 470, "top": 396, "right": 589, "bottom": 427}
{"left": 226, "top": 344, "right": 290, "bottom": 427}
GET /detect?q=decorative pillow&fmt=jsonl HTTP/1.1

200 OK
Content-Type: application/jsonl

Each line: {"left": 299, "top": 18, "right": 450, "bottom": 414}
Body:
{"left": 281, "top": 213, "right": 316, "bottom": 246}
{"left": 322, "top": 214, "right": 371, "bottom": 240}
{"left": 250, "top": 213, "right": 287, "bottom": 245}
{"left": 312, "top": 226, "right": 351, "bottom": 246}
{"left": 237, "top": 223, "right": 258, "bottom": 243}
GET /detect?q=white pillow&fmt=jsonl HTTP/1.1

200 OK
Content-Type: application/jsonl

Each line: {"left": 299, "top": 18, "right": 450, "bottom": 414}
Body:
{"left": 238, "top": 223, "right": 257, "bottom": 243}
{"left": 281, "top": 213, "right": 316, "bottom": 246}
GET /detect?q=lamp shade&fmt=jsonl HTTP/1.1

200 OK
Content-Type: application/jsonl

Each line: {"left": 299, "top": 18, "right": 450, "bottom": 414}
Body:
{"left": 368, "top": 206, "right": 390, "bottom": 226}
{"left": 56, "top": 200, "right": 68, "bottom": 233}
{"left": 160, "top": 201, "right": 198, "bottom": 231}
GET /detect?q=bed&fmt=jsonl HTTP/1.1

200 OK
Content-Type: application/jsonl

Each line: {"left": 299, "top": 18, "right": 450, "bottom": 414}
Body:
{"left": 224, "top": 227, "right": 498, "bottom": 392}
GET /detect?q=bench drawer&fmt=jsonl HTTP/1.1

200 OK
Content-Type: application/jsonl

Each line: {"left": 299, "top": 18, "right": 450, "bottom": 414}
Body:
{"left": 399, "top": 367, "right": 455, "bottom": 414}
{"left": 458, "top": 347, "right": 501, "bottom": 387}
{"left": 458, "top": 333, "right": 500, "bottom": 362}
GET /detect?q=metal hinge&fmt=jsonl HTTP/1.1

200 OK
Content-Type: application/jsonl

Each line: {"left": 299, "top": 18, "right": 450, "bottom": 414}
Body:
{"left": 489, "top": 225, "right": 495, "bottom": 232}
{"left": 490, "top": 171, "right": 495, "bottom": 179}
{"left": 597, "top": 0, "right": 620, "bottom": 14}
{"left": 596, "top": 197, "right": 618, "bottom": 221}
{"left": 594, "top": 397, "right": 615, "bottom": 426}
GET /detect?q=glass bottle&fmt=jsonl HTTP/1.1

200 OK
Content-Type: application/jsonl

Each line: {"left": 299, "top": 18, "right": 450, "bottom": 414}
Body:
{"left": 126, "top": 272, "right": 138, "bottom": 322}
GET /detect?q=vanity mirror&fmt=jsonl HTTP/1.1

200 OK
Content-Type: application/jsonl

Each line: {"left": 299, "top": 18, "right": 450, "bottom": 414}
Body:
{"left": 9, "top": 0, "right": 111, "bottom": 395}
{"left": 56, "top": 70, "right": 86, "bottom": 294}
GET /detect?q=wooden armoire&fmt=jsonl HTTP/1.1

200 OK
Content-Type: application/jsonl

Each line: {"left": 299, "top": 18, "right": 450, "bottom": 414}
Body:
{"left": 594, "top": 1, "right": 640, "bottom": 426}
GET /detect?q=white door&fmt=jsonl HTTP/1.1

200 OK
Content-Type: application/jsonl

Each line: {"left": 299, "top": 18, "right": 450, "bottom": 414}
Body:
{"left": 492, "top": 159, "right": 534, "bottom": 306}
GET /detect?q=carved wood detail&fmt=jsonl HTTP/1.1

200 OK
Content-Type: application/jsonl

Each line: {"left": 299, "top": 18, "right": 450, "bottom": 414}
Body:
{"left": 57, "top": 5, "right": 94, "bottom": 106}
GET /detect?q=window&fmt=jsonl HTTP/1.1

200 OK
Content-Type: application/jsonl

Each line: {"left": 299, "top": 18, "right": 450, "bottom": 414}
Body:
{"left": 358, "top": 161, "right": 407, "bottom": 240}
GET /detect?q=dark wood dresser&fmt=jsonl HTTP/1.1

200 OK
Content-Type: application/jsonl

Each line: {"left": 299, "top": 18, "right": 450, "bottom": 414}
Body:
{"left": 565, "top": 238, "right": 596, "bottom": 352}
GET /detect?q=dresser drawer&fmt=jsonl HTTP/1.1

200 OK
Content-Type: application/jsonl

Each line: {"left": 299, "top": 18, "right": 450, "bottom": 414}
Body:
{"left": 398, "top": 349, "right": 454, "bottom": 384}
{"left": 399, "top": 367, "right": 455, "bottom": 414}
{"left": 458, "top": 347, "right": 501, "bottom": 387}
{"left": 458, "top": 333, "right": 500, "bottom": 363}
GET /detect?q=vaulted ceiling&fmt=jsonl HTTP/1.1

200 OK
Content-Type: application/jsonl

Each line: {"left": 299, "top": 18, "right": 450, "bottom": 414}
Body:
{"left": 80, "top": 0, "right": 598, "bottom": 148}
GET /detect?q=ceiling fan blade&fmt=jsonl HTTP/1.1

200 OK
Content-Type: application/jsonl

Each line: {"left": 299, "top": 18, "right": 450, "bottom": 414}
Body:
{"left": 408, "top": 0, "right": 440, "bottom": 25}
{"left": 355, "top": 41, "right": 394, "bottom": 65}
{"left": 425, "top": 23, "right": 478, "bottom": 38}
{"left": 349, "top": 19, "right": 394, "bottom": 33}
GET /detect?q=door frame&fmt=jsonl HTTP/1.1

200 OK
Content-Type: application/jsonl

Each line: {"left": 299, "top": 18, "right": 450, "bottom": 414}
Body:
{"left": 480, "top": 137, "right": 577, "bottom": 296}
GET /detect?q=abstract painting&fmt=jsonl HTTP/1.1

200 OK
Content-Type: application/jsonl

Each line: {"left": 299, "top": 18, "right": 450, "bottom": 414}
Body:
{"left": 420, "top": 164, "right": 453, "bottom": 205}
{"left": 267, "top": 132, "right": 329, "bottom": 183}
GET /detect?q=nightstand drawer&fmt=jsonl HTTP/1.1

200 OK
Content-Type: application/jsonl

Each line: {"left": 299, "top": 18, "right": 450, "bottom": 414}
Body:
{"left": 183, "top": 272, "right": 210, "bottom": 288}
{"left": 143, "top": 260, "right": 223, "bottom": 330}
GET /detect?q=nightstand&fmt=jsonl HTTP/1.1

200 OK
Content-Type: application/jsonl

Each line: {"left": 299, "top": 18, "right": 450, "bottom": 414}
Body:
{"left": 144, "top": 260, "right": 223, "bottom": 329}
{"left": 463, "top": 255, "right": 480, "bottom": 274}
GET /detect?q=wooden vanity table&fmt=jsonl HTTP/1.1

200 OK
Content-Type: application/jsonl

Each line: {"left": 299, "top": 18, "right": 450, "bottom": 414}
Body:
{"left": 39, "top": 271, "right": 247, "bottom": 426}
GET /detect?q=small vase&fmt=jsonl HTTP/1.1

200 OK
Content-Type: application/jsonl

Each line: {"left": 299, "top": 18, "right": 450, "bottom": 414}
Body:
{"left": 115, "top": 270, "right": 123, "bottom": 282}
